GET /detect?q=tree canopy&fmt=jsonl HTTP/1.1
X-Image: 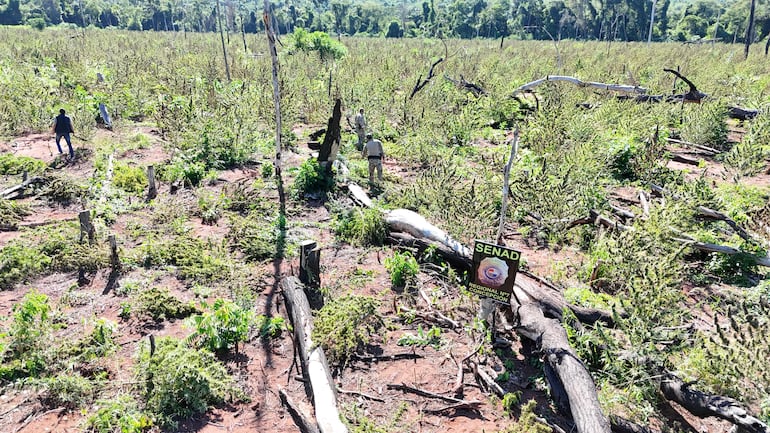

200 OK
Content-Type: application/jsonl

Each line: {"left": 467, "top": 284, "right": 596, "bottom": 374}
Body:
{"left": 0, "top": 0, "right": 767, "bottom": 44}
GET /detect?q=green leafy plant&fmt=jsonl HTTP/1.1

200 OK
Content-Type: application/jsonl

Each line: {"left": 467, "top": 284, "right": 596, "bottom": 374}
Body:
{"left": 227, "top": 212, "right": 283, "bottom": 261}
{"left": 136, "top": 337, "right": 245, "bottom": 428}
{"left": 501, "top": 391, "right": 523, "bottom": 417}
{"left": 196, "top": 190, "right": 229, "bottom": 225}
{"left": 1, "top": 291, "right": 52, "bottom": 378}
{"left": 85, "top": 395, "right": 153, "bottom": 433}
{"left": 256, "top": 315, "right": 289, "bottom": 339}
{"left": 113, "top": 162, "right": 149, "bottom": 195}
{"left": 66, "top": 319, "right": 117, "bottom": 361}
{"left": 291, "top": 158, "right": 334, "bottom": 200}
{"left": 312, "top": 295, "right": 384, "bottom": 365}
{"left": 384, "top": 251, "right": 419, "bottom": 288}
{"left": 397, "top": 325, "right": 442, "bottom": 349}
{"left": 134, "top": 288, "right": 199, "bottom": 322}
{"left": 497, "top": 399, "right": 551, "bottom": 433}
{"left": 35, "top": 372, "right": 97, "bottom": 409}
{"left": 186, "top": 299, "right": 255, "bottom": 354}
{"left": 0, "top": 153, "right": 47, "bottom": 175}
{"left": 334, "top": 207, "right": 388, "bottom": 246}
{"left": 0, "top": 198, "right": 31, "bottom": 229}
{"left": 290, "top": 28, "right": 347, "bottom": 61}
{"left": 0, "top": 242, "right": 50, "bottom": 288}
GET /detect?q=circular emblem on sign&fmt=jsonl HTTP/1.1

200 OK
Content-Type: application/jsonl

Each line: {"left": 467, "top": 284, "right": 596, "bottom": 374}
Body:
{"left": 477, "top": 257, "right": 509, "bottom": 288}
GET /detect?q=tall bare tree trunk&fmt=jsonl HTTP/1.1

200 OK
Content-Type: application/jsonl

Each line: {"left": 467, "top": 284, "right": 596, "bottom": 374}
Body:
{"left": 745, "top": 0, "right": 756, "bottom": 60}
{"left": 264, "top": 0, "right": 283, "bottom": 177}
{"left": 217, "top": 0, "right": 232, "bottom": 81}
{"left": 647, "top": 0, "right": 657, "bottom": 44}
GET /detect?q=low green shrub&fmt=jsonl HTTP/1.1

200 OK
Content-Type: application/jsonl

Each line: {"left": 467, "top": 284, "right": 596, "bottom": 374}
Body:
{"left": 113, "top": 162, "right": 148, "bottom": 195}
{"left": 134, "top": 288, "right": 199, "bottom": 322}
{"left": 384, "top": 251, "right": 419, "bottom": 288}
{"left": 85, "top": 395, "right": 153, "bottom": 433}
{"left": 0, "top": 242, "right": 50, "bottom": 288}
{"left": 312, "top": 295, "right": 384, "bottom": 365}
{"left": 0, "top": 153, "right": 47, "bottom": 175}
{"left": 40, "top": 172, "right": 87, "bottom": 204}
{"left": 227, "top": 213, "right": 282, "bottom": 261}
{"left": 136, "top": 234, "right": 232, "bottom": 284}
{"left": 0, "top": 198, "right": 31, "bottom": 228}
{"left": 334, "top": 207, "right": 388, "bottom": 246}
{"left": 186, "top": 299, "right": 255, "bottom": 353}
{"left": 680, "top": 103, "right": 728, "bottom": 150}
{"left": 291, "top": 158, "right": 334, "bottom": 199}
{"left": 1, "top": 291, "right": 52, "bottom": 378}
{"left": 397, "top": 325, "right": 442, "bottom": 349}
{"left": 159, "top": 155, "right": 208, "bottom": 188}
{"left": 256, "top": 315, "right": 288, "bottom": 339}
{"left": 224, "top": 179, "right": 268, "bottom": 214}
{"left": 136, "top": 337, "right": 245, "bottom": 428}
{"left": 496, "top": 399, "right": 551, "bottom": 433}
{"left": 65, "top": 319, "right": 117, "bottom": 361}
{"left": 196, "top": 190, "right": 229, "bottom": 225}
{"left": 35, "top": 372, "right": 97, "bottom": 409}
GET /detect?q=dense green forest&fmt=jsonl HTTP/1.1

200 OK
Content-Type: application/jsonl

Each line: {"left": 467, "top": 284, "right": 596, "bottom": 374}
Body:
{"left": 0, "top": 0, "right": 769, "bottom": 42}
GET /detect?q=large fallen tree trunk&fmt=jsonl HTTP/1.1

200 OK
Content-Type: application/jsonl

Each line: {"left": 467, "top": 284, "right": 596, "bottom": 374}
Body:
{"left": 1, "top": 176, "right": 46, "bottom": 200}
{"left": 660, "top": 374, "right": 770, "bottom": 433}
{"left": 281, "top": 277, "right": 348, "bottom": 433}
{"left": 512, "top": 285, "right": 611, "bottom": 433}
{"left": 512, "top": 75, "right": 648, "bottom": 96}
{"left": 380, "top": 211, "right": 611, "bottom": 433}
{"left": 386, "top": 231, "right": 615, "bottom": 327}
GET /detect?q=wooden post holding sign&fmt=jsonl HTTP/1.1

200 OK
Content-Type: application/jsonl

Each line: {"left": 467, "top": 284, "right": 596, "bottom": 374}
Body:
{"left": 469, "top": 240, "right": 521, "bottom": 304}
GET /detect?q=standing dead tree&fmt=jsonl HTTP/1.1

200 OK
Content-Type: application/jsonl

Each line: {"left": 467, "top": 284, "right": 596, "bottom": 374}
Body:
{"left": 317, "top": 99, "right": 342, "bottom": 167}
{"left": 410, "top": 58, "right": 444, "bottom": 99}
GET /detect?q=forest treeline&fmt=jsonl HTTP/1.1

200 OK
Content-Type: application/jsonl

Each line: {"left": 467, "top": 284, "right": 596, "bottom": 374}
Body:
{"left": 0, "top": 0, "right": 768, "bottom": 43}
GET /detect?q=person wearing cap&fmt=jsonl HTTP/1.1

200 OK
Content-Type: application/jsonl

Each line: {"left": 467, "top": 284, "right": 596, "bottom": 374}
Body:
{"left": 353, "top": 108, "right": 367, "bottom": 151}
{"left": 362, "top": 133, "right": 384, "bottom": 183}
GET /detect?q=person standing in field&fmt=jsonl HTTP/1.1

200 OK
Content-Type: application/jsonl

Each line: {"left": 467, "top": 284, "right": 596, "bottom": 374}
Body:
{"left": 362, "top": 133, "right": 384, "bottom": 184}
{"left": 354, "top": 108, "right": 367, "bottom": 151}
{"left": 52, "top": 109, "right": 75, "bottom": 159}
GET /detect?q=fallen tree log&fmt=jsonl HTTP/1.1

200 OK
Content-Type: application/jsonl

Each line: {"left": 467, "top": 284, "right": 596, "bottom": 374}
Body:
{"left": 512, "top": 285, "right": 612, "bottom": 433}
{"left": 444, "top": 74, "right": 487, "bottom": 97}
{"left": 663, "top": 68, "right": 707, "bottom": 103}
{"left": 1, "top": 176, "right": 46, "bottom": 200}
{"left": 278, "top": 388, "right": 320, "bottom": 433}
{"left": 665, "top": 138, "right": 720, "bottom": 155}
{"left": 673, "top": 238, "right": 770, "bottom": 267}
{"left": 281, "top": 277, "right": 348, "bottom": 433}
{"left": 728, "top": 106, "right": 760, "bottom": 121}
{"left": 386, "top": 232, "right": 616, "bottom": 327}
{"left": 512, "top": 75, "right": 648, "bottom": 96}
{"left": 660, "top": 374, "right": 770, "bottom": 433}
{"left": 668, "top": 152, "right": 702, "bottom": 166}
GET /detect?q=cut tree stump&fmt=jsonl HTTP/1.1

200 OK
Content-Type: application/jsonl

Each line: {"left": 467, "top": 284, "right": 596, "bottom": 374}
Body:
{"left": 146, "top": 165, "right": 157, "bottom": 201}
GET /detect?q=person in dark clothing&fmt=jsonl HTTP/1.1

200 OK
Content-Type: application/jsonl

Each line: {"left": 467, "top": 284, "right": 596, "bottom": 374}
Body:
{"left": 52, "top": 109, "right": 75, "bottom": 159}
